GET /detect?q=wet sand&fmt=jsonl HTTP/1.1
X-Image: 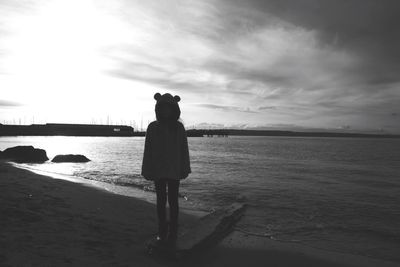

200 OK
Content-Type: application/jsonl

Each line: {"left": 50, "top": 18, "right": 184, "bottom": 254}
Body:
{"left": 0, "top": 161, "right": 397, "bottom": 266}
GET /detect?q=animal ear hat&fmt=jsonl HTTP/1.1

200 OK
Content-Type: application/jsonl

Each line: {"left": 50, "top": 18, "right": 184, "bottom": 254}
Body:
{"left": 154, "top": 92, "right": 181, "bottom": 121}
{"left": 154, "top": 92, "right": 180, "bottom": 104}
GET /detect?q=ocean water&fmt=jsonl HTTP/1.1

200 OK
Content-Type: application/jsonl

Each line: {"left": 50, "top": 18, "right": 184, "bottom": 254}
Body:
{"left": 1, "top": 136, "right": 399, "bottom": 262}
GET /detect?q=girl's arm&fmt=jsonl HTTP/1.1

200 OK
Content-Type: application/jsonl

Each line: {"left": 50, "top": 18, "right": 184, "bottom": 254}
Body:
{"left": 181, "top": 124, "right": 191, "bottom": 179}
{"left": 141, "top": 123, "right": 153, "bottom": 180}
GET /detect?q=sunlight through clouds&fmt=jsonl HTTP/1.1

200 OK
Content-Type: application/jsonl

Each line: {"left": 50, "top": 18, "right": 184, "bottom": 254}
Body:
{"left": 1, "top": 0, "right": 153, "bottom": 124}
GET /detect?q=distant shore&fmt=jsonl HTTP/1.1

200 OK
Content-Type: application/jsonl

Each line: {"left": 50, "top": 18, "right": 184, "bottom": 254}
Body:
{"left": 1, "top": 123, "right": 399, "bottom": 138}
{"left": 1, "top": 161, "right": 399, "bottom": 266}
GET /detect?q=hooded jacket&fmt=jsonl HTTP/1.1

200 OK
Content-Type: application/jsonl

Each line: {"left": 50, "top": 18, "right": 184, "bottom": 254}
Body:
{"left": 141, "top": 93, "right": 191, "bottom": 181}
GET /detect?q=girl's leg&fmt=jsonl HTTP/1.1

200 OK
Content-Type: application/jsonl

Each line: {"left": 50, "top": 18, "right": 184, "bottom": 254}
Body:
{"left": 154, "top": 180, "right": 167, "bottom": 241}
{"left": 167, "top": 179, "right": 180, "bottom": 244}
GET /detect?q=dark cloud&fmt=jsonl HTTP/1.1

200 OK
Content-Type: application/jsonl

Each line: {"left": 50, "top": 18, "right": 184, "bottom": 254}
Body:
{"left": 225, "top": 0, "right": 400, "bottom": 84}
{"left": 226, "top": 0, "right": 400, "bottom": 47}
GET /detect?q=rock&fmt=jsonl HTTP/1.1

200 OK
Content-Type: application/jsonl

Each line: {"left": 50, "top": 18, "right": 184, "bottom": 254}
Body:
{"left": 52, "top": 154, "right": 90, "bottom": 163}
{"left": 3, "top": 146, "right": 49, "bottom": 163}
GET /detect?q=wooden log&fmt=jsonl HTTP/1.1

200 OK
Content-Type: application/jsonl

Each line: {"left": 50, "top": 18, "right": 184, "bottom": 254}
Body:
{"left": 177, "top": 203, "right": 246, "bottom": 254}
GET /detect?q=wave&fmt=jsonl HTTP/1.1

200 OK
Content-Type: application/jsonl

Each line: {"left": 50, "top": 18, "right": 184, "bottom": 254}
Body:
{"left": 76, "top": 171, "right": 189, "bottom": 200}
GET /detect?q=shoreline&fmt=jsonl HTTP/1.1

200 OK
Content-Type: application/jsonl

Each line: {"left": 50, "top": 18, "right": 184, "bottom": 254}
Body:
{"left": 11, "top": 162, "right": 210, "bottom": 218}
{"left": 1, "top": 161, "right": 398, "bottom": 266}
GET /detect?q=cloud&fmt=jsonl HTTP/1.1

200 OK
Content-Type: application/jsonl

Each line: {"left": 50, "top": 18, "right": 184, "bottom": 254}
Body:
{"left": 193, "top": 122, "right": 226, "bottom": 129}
{"left": 106, "top": 0, "right": 368, "bottom": 98}
{"left": 193, "top": 103, "right": 259, "bottom": 113}
{"left": 258, "top": 106, "right": 277, "bottom": 110}
{"left": 0, "top": 99, "right": 21, "bottom": 108}
{"left": 107, "top": 61, "right": 220, "bottom": 94}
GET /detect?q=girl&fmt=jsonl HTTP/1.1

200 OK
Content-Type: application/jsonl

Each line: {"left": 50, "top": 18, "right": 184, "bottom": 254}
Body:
{"left": 141, "top": 92, "right": 191, "bottom": 246}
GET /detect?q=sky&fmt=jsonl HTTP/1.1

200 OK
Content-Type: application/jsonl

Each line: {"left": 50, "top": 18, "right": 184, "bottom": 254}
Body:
{"left": 0, "top": 0, "right": 399, "bottom": 133}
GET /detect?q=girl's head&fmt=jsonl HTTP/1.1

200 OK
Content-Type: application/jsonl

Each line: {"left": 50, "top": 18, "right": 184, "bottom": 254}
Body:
{"left": 154, "top": 92, "right": 181, "bottom": 123}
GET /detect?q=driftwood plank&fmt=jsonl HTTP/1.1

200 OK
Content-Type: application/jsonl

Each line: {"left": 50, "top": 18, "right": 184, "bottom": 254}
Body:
{"left": 177, "top": 203, "right": 246, "bottom": 253}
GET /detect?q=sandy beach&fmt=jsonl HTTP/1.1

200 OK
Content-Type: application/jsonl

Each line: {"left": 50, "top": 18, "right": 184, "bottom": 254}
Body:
{"left": 1, "top": 161, "right": 398, "bottom": 267}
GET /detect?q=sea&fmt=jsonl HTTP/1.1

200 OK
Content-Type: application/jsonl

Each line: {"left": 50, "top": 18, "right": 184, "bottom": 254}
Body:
{"left": 1, "top": 135, "right": 399, "bottom": 263}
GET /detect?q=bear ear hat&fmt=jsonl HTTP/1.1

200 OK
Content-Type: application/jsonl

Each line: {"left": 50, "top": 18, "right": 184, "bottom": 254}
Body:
{"left": 174, "top": 95, "right": 181, "bottom": 102}
{"left": 154, "top": 92, "right": 161, "bottom": 101}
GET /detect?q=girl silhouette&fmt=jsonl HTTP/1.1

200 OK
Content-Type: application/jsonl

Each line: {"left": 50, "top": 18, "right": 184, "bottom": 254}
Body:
{"left": 141, "top": 92, "right": 191, "bottom": 246}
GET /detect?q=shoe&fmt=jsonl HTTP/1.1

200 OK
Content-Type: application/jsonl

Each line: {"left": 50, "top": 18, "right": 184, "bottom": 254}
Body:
{"left": 155, "top": 235, "right": 167, "bottom": 246}
{"left": 157, "top": 221, "right": 168, "bottom": 242}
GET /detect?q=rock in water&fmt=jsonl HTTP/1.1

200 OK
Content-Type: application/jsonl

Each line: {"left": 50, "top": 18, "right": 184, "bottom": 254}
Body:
{"left": 52, "top": 154, "right": 90, "bottom": 163}
{"left": 3, "top": 146, "right": 49, "bottom": 163}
